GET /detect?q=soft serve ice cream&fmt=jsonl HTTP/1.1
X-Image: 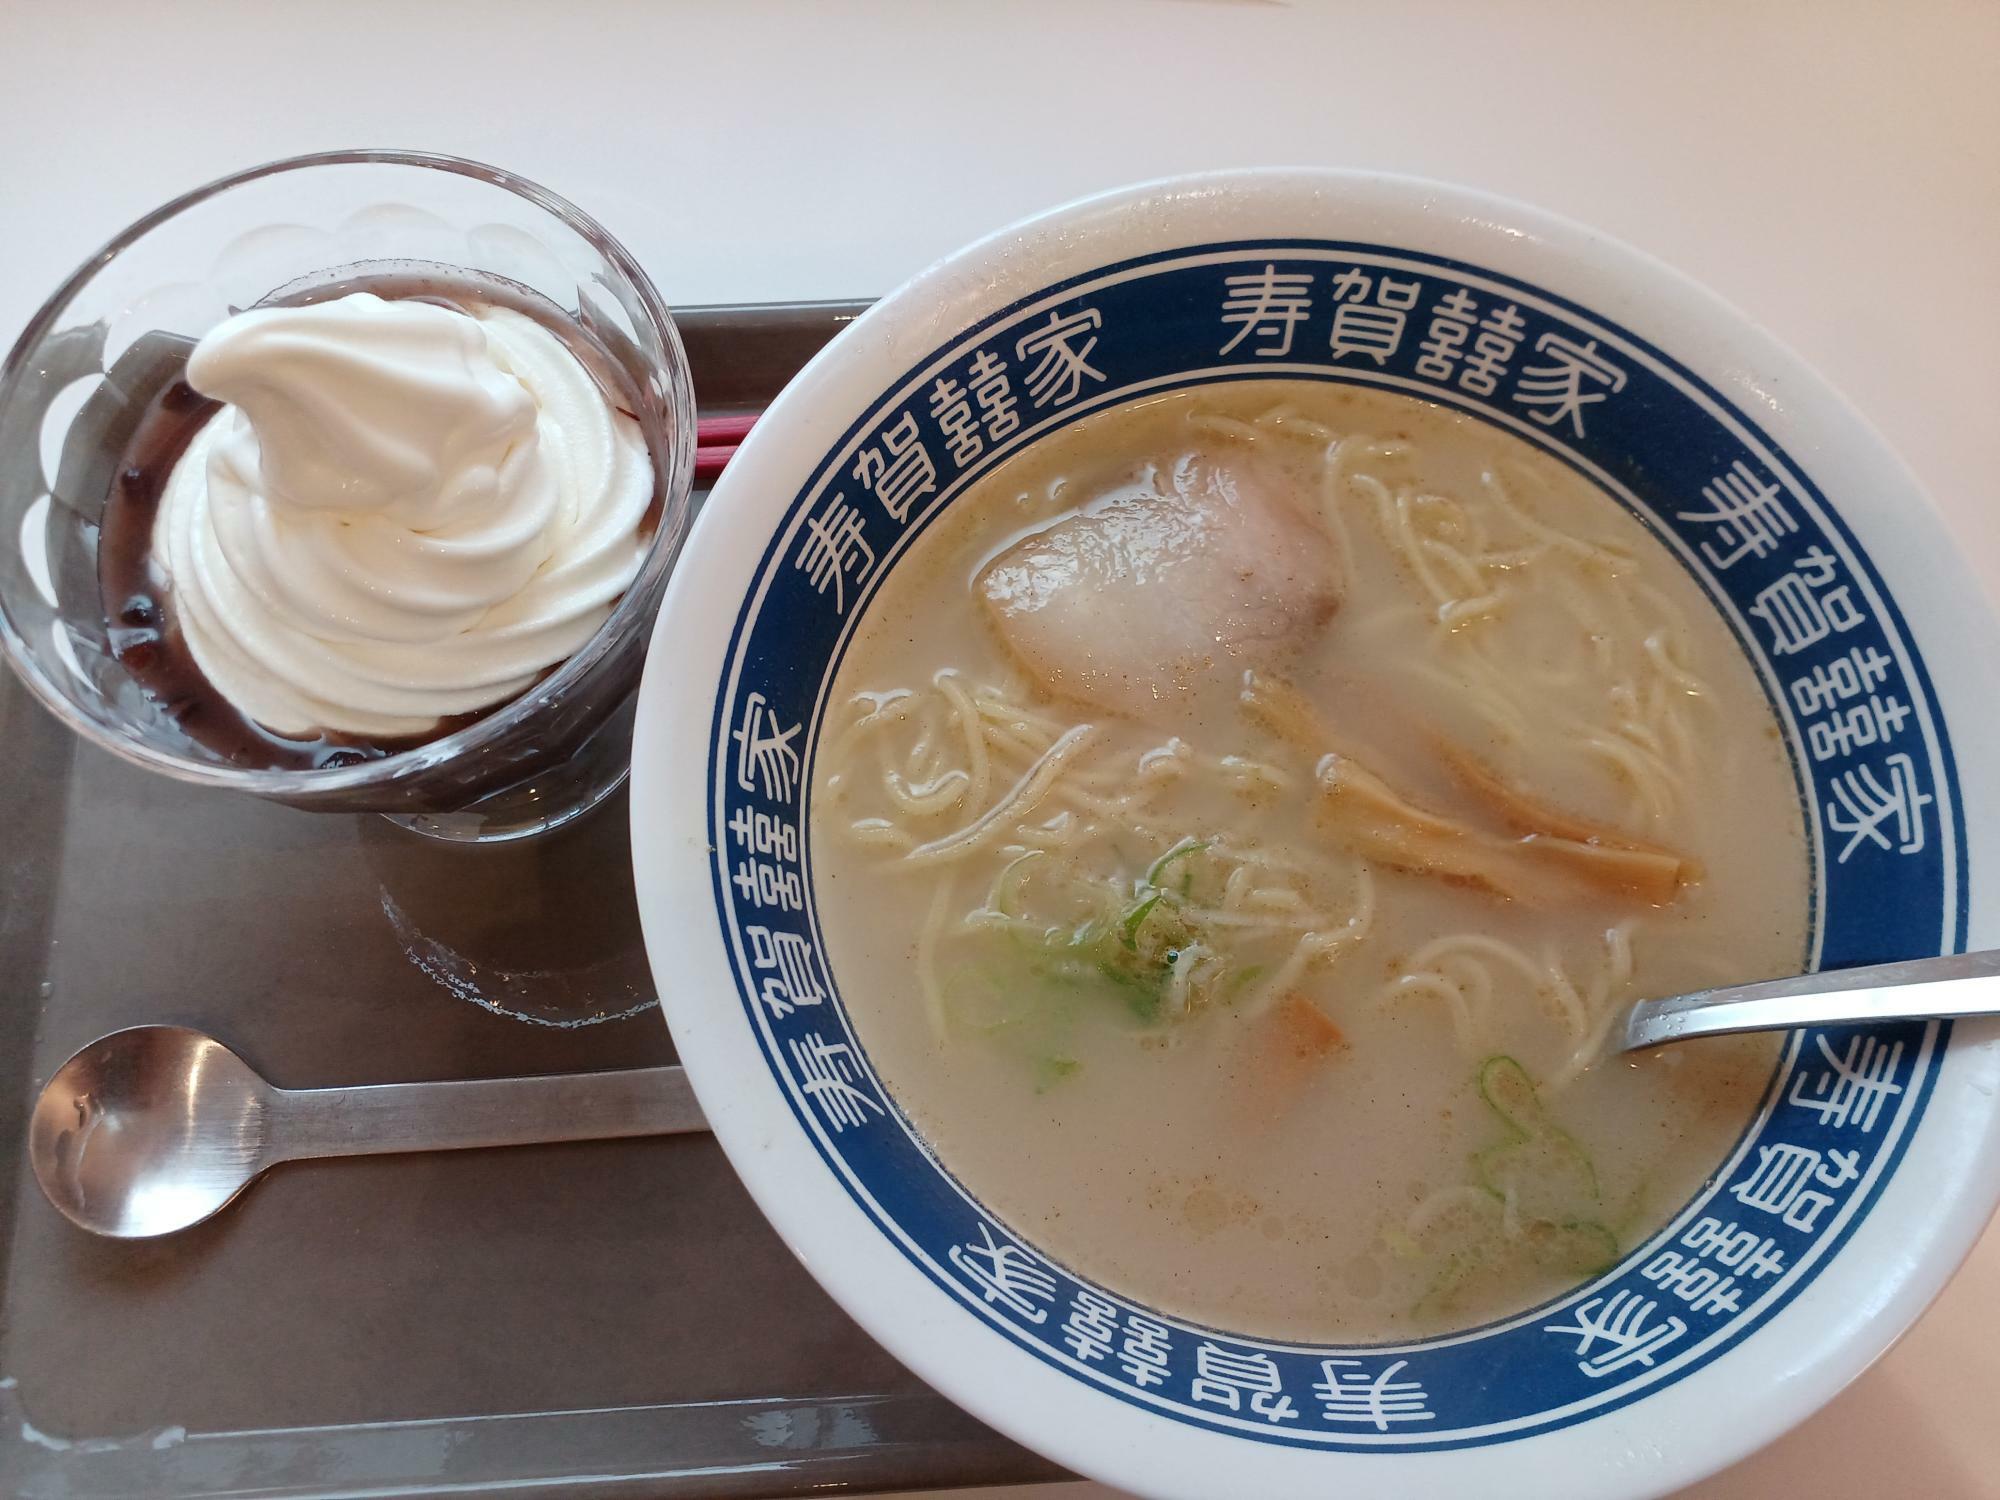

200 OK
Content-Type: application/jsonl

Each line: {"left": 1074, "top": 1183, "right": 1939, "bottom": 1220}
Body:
{"left": 149, "top": 291, "right": 653, "bottom": 740}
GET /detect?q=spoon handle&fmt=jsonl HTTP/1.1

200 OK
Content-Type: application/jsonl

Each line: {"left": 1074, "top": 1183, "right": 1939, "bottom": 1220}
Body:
{"left": 1620, "top": 948, "right": 2000, "bottom": 1052}
{"left": 263, "top": 1065, "right": 707, "bottom": 1163}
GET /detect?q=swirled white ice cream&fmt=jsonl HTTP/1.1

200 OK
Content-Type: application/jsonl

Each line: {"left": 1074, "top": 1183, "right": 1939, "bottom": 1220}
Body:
{"left": 152, "top": 291, "right": 653, "bottom": 738}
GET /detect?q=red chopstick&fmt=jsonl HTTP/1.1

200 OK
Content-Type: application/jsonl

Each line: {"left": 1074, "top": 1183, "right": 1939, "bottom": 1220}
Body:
{"left": 698, "top": 413, "right": 759, "bottom": 445}
{"left": 693, "top": 443, "right": 739, "bottom": 486}
{"left": 694, "top": 411, "right": 760, "bottom": 486}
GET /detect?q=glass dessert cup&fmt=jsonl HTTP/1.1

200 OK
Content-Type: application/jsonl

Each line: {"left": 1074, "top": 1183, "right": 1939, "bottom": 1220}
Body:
{"left": 0, "top": 149, "right": 695, "bottom": 842}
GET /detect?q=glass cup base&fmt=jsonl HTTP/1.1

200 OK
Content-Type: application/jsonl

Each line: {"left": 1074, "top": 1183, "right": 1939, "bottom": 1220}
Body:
{"left": 379, "top": 766, "right": 630, "bottom": 844}
{"left": 379, "top": 698, "right": 638, "bottom": 844}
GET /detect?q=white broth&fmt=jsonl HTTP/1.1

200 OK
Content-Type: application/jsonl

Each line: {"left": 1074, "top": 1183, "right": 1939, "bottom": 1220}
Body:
{"left": 810, "top": 382, "right": 1806, "bottom": 1341}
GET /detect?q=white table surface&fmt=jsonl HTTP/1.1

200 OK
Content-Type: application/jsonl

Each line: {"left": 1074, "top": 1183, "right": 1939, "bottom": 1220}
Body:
{"left": 4, "top": 3, "right": 1996, "bottom": 1495}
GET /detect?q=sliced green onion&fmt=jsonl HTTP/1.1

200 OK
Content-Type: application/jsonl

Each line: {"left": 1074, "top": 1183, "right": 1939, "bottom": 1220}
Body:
{"left": 990, "top": 848, "right": 1045, "bottom": 918}
{"left": 1145, "top": 837, "right": 1210, "bottom": 890}
{"left": 1120, "top": 891, "right": 1164, "bottom": 949}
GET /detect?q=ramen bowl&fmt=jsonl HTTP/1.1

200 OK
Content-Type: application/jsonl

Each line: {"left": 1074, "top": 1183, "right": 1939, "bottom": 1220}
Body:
{"left": 629, "top": 169, "right": 2000, "bottom": 1498}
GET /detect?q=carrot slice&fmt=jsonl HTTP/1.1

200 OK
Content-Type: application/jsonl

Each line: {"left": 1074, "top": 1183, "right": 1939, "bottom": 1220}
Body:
{"left": 1272, "top": 990, "right": 1346, "bottom": 1061}
{"left": 1230, "top": 991, "right": 1346, "bottom": 1130}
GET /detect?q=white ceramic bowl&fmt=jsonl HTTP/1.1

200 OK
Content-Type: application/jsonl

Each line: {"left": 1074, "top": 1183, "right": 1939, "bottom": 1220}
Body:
{"left": 630, "top": 170, "right": 2000, "bottom": 1498}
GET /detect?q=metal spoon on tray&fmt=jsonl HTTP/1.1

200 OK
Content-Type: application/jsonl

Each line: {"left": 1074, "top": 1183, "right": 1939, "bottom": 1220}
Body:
{"left": 28, "top": 1025, "right": 707, "bottom": 1239}
{"left": 29, "top": 951, "right": 2000, "bottom": 1239}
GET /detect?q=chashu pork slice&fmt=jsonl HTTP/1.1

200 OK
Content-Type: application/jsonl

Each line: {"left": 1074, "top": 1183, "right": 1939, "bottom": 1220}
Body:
{"left": 976, "top": 451, "right": 1342, "bottom": 719}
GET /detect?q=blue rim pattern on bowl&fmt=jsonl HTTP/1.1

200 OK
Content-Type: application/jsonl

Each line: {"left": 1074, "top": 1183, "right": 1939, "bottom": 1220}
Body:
{"left": 702, "top": 241, "right": 1964, "bottom": 1450}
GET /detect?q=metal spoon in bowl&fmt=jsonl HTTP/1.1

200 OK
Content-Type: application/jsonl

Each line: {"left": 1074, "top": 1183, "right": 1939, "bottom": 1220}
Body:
{"left": 28, "top": 1025, "right": 707, "bottom": 1239}
{"left": 1615, "top": 948, "right": 2000, "bottom": 1052}
{"left": 29, "top": 950, "right": 2000, "bottom": 1240}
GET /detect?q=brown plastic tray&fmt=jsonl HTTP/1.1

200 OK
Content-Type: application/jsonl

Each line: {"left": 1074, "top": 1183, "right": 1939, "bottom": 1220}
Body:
{"left": 0, "top": 300, "right": 1065, "bottom": 1500}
